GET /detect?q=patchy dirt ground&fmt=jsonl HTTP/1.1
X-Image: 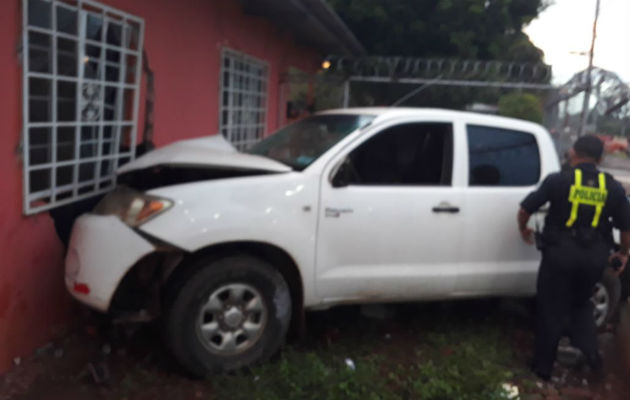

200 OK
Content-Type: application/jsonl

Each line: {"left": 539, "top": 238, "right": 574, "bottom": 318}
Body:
{"left": 0, "top": 299, "right": 628, "bottom": 400}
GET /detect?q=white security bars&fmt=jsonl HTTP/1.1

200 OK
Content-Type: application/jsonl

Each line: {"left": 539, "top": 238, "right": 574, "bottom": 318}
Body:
{"left": 219, "top": 49, "right": 269, "bottom": 150}
{"left": 22, "top": 0, "right": 144, "bottom": 214}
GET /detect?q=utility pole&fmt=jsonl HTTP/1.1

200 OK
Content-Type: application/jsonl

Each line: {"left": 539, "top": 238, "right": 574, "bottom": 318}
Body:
{"left": 579, "top": 0, "right": 601, "bottom": 136}
{"left": 342, "top": 80, "right": 350, "bottom": 108}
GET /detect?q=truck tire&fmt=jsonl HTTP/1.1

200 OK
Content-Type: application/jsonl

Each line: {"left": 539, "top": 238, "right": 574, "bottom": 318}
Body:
{"left": 164, "top": 255, "right": 291, "bottom": 376}
{"left": 593, "top": 267, "right": 621, "bottom": 329}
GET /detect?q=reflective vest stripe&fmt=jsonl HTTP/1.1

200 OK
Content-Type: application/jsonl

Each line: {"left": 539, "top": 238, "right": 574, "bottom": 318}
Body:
{"left": 566, "top": 169, "right": 582, "bottom": 227}
{"left": 565, "top": 169, "right": 608, "bottom": 228}
{"left": 591, "top": 172, "right": 607, "bottom": 227}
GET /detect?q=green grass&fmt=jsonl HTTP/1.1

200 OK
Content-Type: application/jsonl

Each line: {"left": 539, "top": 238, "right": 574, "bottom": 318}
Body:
{"left": 210, "top": 311, "right": 534, "bottom": 400}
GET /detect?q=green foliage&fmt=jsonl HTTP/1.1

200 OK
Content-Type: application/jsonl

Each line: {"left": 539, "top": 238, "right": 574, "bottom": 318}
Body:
{"left": 211, "top": 351, "right": 396, "bottom": 400}
{"left": 319, "top": 0, "right": 552, "bottom": 109}
{"left": 597, "top": 115, "right": 630, "bottom": 138}
{"left": 210, "top": 320, "right": 527, "bottom": 400}
{"left": 327, "top": 0, "right": 548, "bottom": 63}
{"left": 498, "top": 93, "right": 544, "bottom": 123}
{"left": 405, "top": 326, "right": 518, "bottom": 400}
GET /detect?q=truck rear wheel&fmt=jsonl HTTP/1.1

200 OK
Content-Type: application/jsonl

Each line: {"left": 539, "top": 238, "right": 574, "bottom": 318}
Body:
{"left": 164, "top": 255, "right": 291, "bottom": 376}
{"left": 592, "top": 267, "right": 621, "bottom": 329}
{"left": 619, "top": 259, "right": 629, "bottom": 301}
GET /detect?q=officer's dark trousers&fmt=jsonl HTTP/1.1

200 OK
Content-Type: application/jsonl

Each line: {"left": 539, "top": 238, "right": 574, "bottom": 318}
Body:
{"left": 533, "top": 234, "right": 608, "bottom": 378}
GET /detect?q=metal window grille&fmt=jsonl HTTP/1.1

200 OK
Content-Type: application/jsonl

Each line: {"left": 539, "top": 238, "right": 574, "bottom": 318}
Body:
{"left": 219, "top": 49, "right": 269, "bottom": 150}
{"left": 22, "top": 0, "right": 144, "bottom": 214}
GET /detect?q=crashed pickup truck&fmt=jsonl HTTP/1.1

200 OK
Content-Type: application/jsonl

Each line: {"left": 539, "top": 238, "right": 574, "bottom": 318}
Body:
{"left": 65, "top": 108, "right": 629, "bottom": 375}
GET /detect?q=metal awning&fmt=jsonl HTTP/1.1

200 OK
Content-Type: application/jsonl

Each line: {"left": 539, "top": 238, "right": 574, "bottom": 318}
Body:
{"left": 240, "top": 0, "right": 365, "bottom": 56}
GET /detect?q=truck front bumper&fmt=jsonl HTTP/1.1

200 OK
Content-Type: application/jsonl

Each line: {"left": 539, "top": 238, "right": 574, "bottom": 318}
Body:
{"left": 65, "top": 214, "right": 156, "bottom": 311}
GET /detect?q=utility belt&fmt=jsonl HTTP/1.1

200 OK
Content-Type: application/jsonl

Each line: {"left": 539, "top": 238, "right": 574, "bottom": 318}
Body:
{"left": 535, "top": 226, "right": 605, "bottom": 251}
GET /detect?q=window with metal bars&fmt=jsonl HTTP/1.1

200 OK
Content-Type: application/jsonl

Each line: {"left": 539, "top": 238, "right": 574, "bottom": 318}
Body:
{"left": 22, "top": 0, "right": 143, "bottom": 214}
{"left": 219, "top": 49, "right": 269, "bottom": 150}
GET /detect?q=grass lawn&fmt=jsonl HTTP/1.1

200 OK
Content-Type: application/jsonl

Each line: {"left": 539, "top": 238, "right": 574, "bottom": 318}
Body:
{"left": 211, "top": 303, "right": 533, "bottom": 400}
{"left": 3, "top": 299, "right": 627, "bottom": 400}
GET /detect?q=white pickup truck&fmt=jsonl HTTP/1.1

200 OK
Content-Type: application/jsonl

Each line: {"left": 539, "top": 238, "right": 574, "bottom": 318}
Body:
{"left": 65, "top": 108, "right": 628, "bottom": 375}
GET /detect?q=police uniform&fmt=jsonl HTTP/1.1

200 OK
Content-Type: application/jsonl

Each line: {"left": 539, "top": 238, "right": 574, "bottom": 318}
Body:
{"left": 520, "top": 162, "right": 630, "bottom": 379}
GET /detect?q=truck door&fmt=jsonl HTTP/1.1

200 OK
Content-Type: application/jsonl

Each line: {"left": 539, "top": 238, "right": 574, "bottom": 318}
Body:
{"left": 315, "top": 120, "right": 465, "bottom": 303}
{"left": 457, "top": 124, "right": 542, "bottom": 296}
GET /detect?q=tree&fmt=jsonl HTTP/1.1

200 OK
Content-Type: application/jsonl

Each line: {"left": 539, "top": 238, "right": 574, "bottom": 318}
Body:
{"left": 497, "top": 93, "right": 543, "bottom": 123}
{"left": 328, "top": 0, "right": 550, "bottom": 63}
{"left": 317, "top": 0, "right": 552, "bottom": 110}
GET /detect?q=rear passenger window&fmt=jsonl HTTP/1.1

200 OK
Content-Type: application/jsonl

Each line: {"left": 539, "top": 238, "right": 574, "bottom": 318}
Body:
{"left": 467, "top": 125, "right": 540, "bottom": 186}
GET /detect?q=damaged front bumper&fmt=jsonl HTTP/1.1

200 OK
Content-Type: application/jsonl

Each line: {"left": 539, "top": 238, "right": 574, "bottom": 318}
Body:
{"left": 65, "top": 214, "right": 156, "bottom": 312}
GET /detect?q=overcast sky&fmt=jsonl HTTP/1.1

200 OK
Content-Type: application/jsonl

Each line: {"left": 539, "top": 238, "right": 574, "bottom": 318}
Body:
{"left": 524, "top": 0, "right": 630, "bottom": 84}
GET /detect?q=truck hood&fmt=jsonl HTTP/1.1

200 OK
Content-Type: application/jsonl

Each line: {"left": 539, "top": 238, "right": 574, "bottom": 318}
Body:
{"left": 117, "top": 135, "right": 291, "bottom": 174}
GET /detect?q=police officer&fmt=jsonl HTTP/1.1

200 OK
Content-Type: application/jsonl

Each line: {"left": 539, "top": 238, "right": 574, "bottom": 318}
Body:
{"left": 517, "top": 135, "right": 630, "bottom": 381}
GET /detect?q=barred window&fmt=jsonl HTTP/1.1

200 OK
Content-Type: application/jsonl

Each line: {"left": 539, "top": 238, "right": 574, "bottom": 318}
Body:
{"left": 219, "top": 49, "right": 268, "bottom": 150}
{"left": 22, "top": 0, "right": 143, "bottom": 214}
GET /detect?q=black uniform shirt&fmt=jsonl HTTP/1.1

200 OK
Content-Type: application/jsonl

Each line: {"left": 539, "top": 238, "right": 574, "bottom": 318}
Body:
{"left": 521, "top": 163, "right": 630, "bottom": 239}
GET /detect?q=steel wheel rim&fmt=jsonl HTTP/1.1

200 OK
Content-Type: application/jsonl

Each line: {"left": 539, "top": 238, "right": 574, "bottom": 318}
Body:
{"left": 196, "top": 283, "right": 268, "bottom": 355}
{"left": 591, "top": 282, "right": 609, "bottom": 327}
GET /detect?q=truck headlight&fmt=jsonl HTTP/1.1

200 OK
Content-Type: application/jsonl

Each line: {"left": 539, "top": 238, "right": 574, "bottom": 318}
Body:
{"left": 94, "top": 186, "right": 173, "bottom": 227}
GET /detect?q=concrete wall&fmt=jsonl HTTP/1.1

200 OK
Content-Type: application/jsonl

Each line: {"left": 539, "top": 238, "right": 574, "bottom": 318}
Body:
{"left": 0, "top": 0, "right": 319, "bottom": 373}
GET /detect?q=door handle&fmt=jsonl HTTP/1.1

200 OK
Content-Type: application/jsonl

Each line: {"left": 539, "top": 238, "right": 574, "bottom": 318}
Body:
{"left": 432, "top": 203, "right": 460, "bottom": 214}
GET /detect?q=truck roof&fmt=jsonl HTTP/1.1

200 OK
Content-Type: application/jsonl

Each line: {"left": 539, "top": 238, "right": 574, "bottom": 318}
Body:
{"left": 318, "top": 107, "right": 545, "bottom": 132}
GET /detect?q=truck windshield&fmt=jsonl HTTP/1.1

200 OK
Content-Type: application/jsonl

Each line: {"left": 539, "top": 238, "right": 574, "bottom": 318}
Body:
{"left": 248, "top": 114, "right": 375, "bottom": 171}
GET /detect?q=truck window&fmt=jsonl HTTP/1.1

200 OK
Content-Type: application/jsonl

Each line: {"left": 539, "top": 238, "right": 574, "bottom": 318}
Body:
{"left": 344, "top": 122, "right": 453, "bottom": 186}
{"left": 467, "top": 125, "right": 540, "bottom": 186}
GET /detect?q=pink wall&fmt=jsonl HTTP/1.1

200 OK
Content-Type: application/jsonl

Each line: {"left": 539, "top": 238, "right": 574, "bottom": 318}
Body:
{"left": 105, "top": 0, "right": 319, "bottom": 146}
{"left": 0, "top": 0, "right": 319, "bottom": 373}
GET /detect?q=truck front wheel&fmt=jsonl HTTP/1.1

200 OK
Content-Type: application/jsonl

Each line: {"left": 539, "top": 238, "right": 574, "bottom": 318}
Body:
{"left": 164, "top": 255, "right": 291, "bottom": 376}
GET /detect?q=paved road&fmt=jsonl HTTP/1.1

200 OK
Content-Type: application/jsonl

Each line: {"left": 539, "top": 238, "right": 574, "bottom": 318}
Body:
{"left": 601, "top": 155, "right": 630, "bottom": 193}
{"left": 605, "top": 169, "right": 630, "bottom": 193}
{"left": 602, "top": 154, "right": 630, "bottom": 170}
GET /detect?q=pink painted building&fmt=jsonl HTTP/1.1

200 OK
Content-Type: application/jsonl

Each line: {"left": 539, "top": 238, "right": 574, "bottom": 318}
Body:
{"left": 0, "top": 0, "right": 362, "bottom": 373}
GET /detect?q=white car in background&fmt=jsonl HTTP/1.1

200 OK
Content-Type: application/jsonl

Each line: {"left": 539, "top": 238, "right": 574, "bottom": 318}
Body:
{"left": 65, "top": 108, "right": 627, "bottom": 375}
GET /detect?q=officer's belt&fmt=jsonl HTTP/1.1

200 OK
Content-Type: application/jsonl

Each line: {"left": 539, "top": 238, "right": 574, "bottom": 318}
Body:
{"left": 542, "top": 225, "right": 604, "bottom": 246}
